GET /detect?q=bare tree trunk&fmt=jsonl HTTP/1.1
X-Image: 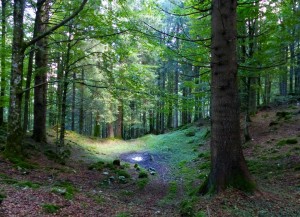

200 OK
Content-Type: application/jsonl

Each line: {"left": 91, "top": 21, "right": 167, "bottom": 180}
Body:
{"left": 201, "top": 0, "right": 255, "bottom": 194}
{"left": 116, "top": 101, "right": 123, "bottom": 138}
{"left": 0, "top": 0, "right": 7, "bottom": 125}
{"left": 32, "top": 0, "right": 50, "bottom": 142}
{"left": 23, "top": 49, "right": 34, "bottom": 133}
{"left": 79, "top": 69, "right": 84, "bottom": 134}
{"left": 59, "top": 26, "right": 72, "bottom": 146}
{"left": 6, "top": 0, "right": 25, "bottom": 157}
{"left": 71, "top": 72, "right": 76, "bottom": 131}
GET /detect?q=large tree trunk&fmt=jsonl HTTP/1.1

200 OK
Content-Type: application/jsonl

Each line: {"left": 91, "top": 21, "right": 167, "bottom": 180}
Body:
{"left": 0, "top": 0, "right": 7, "bottom": 125}
{"left": 201, "top": 0, "right": 255, "bottom": 193}
{"left": 6, "top": 0, "right": 25, "bottom": 157}
{"left": 32, "top": 0, "right": 50, "bottom": 142}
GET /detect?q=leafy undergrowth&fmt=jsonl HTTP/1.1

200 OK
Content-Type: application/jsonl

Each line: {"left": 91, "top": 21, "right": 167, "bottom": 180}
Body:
{"left": 0, "top": 105, "right": 299, "bottom": 216}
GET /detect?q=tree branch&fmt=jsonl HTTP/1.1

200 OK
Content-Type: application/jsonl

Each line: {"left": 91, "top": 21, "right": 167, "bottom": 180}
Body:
{"left": 24, "top": 0, "right": 88, "bottom": 48}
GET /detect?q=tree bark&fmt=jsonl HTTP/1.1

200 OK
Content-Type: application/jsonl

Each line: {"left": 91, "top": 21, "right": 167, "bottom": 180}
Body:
{"left": 79, "top": 69, "right": 84, "bottom": 134}
{"left": 202, "top": 0, "right": 255, "bottom": 193}
{"left": 23, "top": 49, "right": 34, "bottom": 133}
{"left": 6, "top": 0, "right": 25, "bottom": 157}
{"left": 32, "top": 0, "right": 50, "bottom": 143}
{"left": 115, "top": 101, "right": 123, "bottom": 138}
{"left": 0, "top": 0, "right": 7, "bottom": 125}
{"left": 71, "top": 72, "right": 76, "bottom": 131}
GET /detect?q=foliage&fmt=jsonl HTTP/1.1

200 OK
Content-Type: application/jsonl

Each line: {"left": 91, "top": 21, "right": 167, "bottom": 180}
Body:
{"left": 42, "top": 204, "right": 61, "bottom": 214}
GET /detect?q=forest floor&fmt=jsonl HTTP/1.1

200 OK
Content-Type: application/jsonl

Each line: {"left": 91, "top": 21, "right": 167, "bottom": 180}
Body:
{"left": 0, "top": 104, "right": 300, "bottom": 216}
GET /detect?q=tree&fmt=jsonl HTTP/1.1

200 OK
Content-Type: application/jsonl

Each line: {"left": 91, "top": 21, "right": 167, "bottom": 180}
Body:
{"left": 6, "top": 0, "right": 88, "bottom": 157}
{"left": 32, "top": 0, "right": 50, "bottom": 142}
{"left": 201, "top": 0, "right": 255, "bottom": 193}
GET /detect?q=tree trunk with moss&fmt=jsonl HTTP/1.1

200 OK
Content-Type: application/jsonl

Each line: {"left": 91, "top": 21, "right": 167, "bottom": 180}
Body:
{"left": 201, "top": 0, "right": 255, "bottom": 194}
{"left": 5, "top": 0, "right": 25, "bottom": 157}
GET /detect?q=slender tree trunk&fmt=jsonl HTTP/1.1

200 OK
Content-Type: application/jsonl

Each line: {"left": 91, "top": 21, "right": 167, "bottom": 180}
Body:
{"left": 32, "top": 0, "right": 50, "bottom": 142}
{"left": 23, "top": 49, "right": 34, "bottom": 133}
{"left": 201, "top": 0, "right": 255, "bottom": 193}
{"left": 116, "top": 101, "right": 123, "bottom": 138}
{"left": 79, "top": 69, "right": 84, "bottom": 134}
{"left": 289, "top": 42, "right": 295, "bottom": 94}
{"left": 71, "top": 72, "right": 76, "bottom": 131}
{"left": 0, "top": 0, "right": 7, "bottom": 125}
{"left": 295, "top": 41, "right": 300, "bottom": 94}
{"left": 6, "top": 0, "right": 25, "bottom": 157}
{"left": 149, "top": 109, "right": 154, "bottom": 134}
{"left": 59, "top": 26, "right": 72, "bottom": 146}
{"left": 174, "top": 62, "right": 179, "bottom": 128}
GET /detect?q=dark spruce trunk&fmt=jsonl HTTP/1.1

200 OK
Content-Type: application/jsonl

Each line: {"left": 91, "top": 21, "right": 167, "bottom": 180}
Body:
{"left": 32, "top": 0, "right": 50, "bottom": 143}
{"left": 201, "top": 0, "right": 255, "bottom": 194}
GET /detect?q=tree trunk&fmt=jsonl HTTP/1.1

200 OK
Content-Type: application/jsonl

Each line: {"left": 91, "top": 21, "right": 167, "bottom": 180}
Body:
{"left": 79, "top": 69, "right": 84, "bottom": 134}
{"left": 107, "top": 122, "right": 114, "bottom": 138}
{"left": 174, "top": 62, "right": 179, "bottom": 128}
{"left": 289, "top": 42, "right": 295, "bottom": 94}
{"left": 71, "top": 72, "right": 76, "bottom": 131}
{"left": 0, "top": 0, "right": 7, "bottom": 125}
{"left": 59, "top": 26, "right": 72, "bottom": 146}
{"left": 116, "top": 101, "right": 123, "bottom": 138}
{"left": 201, "top": 0, "right": 255, "bottom": 194}
{"left": 32, "top": 0, "right": 50, "bottom": 143}
{"left": 23, "top": 49, "right": 34, "bottom": 133}
{"left": 6, "top": 0, "right": 25, "bottom": 157}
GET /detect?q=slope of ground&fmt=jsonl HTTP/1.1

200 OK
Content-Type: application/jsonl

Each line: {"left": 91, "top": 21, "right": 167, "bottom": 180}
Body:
{"left": 0, "top": 105, "right": 299, "bottom": 216}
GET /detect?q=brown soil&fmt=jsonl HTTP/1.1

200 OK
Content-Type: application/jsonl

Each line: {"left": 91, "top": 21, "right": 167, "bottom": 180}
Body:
{"left": 0, "top": 105, "right": 300, "bottom": 216}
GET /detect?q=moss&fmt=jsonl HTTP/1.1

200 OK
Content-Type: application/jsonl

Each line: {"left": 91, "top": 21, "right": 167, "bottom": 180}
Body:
{"left": 42, "top": 204, "right": 61, "bottom": 214}
{"left": 88, "top": 161, "right": 105, "bottom": 170}
{"left": 52, "top": 181, "right": 77, "bottom": 200}
{"left": 229, "top": 174, "right": 256, "bottom": 193}
{"left": 16, "top": 181, "right": 40, "bottom": 189}
{"left": 0, "top": 193, "right": 6, "bottom": 203}
{"left": 115, "top": 212, "right": 131, "bottom": 217}
{"left": 286, "top": 138, "right": 298, "bottom": 144}
{"left": 137, "top": 178, "right": 149, "bottom": 189}
{"left": 179, "top": 199, "right": 195, "bottom": 217}
{"left": 138, "top": 171, "right": 148, "bottom": 178}
{"left": 185, "top": 130, "right": 196, "bottom": 137}
{"left": 9, "top": 157, "right": 37, "bottom": 169}
{"left": 115, "top": 169, "right": 130, "bottom": 178}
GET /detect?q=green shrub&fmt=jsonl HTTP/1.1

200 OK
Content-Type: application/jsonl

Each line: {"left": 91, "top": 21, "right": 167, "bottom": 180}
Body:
{"left": 88, "top": 161, "right": 105, "bottom": 170}
{"left": 0, "top": 193, "right": 6, "bottom": 203}
{"left": 286, "top": 138, "right": 298, "bottom": 144}
{"left": 137, "top": 178, "right": 149, "bottom": 190}
{"left": 138, "top": 171, "right": 148, "bottom": 178}
{"left": 116, "top": 169, "right": 130, "bottom": 178}
{"left": 42, "top": 204, "right": 61, "bottom": 214}
{"left": 16, "top": 181, "right": 40, "bottom": 189}
{"left": 52, "top": 181, "right": 77, "bottom": 200}
{"left": 185, "top": 130, "right": 196, "bottom": 137}
{"left": 179, "top": 200, "right": 195, "bottom": 217}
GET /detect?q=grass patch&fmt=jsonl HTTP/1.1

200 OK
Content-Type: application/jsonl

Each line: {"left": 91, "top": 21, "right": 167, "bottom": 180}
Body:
{"left": 42, "top": 203, "right": 61, "bottom": 214}
{"left": 115, "top": 212, "right": 131, "bottom": 217}
{"left": 138, "top": 171, "right": 148, "bottom": 178}
{"left": 0, "top": 193, "right": 6, "bottom": 203}
{"left": 115, "top": 169, "right": 130, "bottom": 178}
{"left": 52, "top": 181, "right": 77, "bottom": 200}
{"left": 137, "top": 178, "right": 149, "bottom": 190}
{"left": 15, "top": 181, "right": 40, "bottom": 189}
{"left": 277, "top": 138, "right": 298, "bottom": 147}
